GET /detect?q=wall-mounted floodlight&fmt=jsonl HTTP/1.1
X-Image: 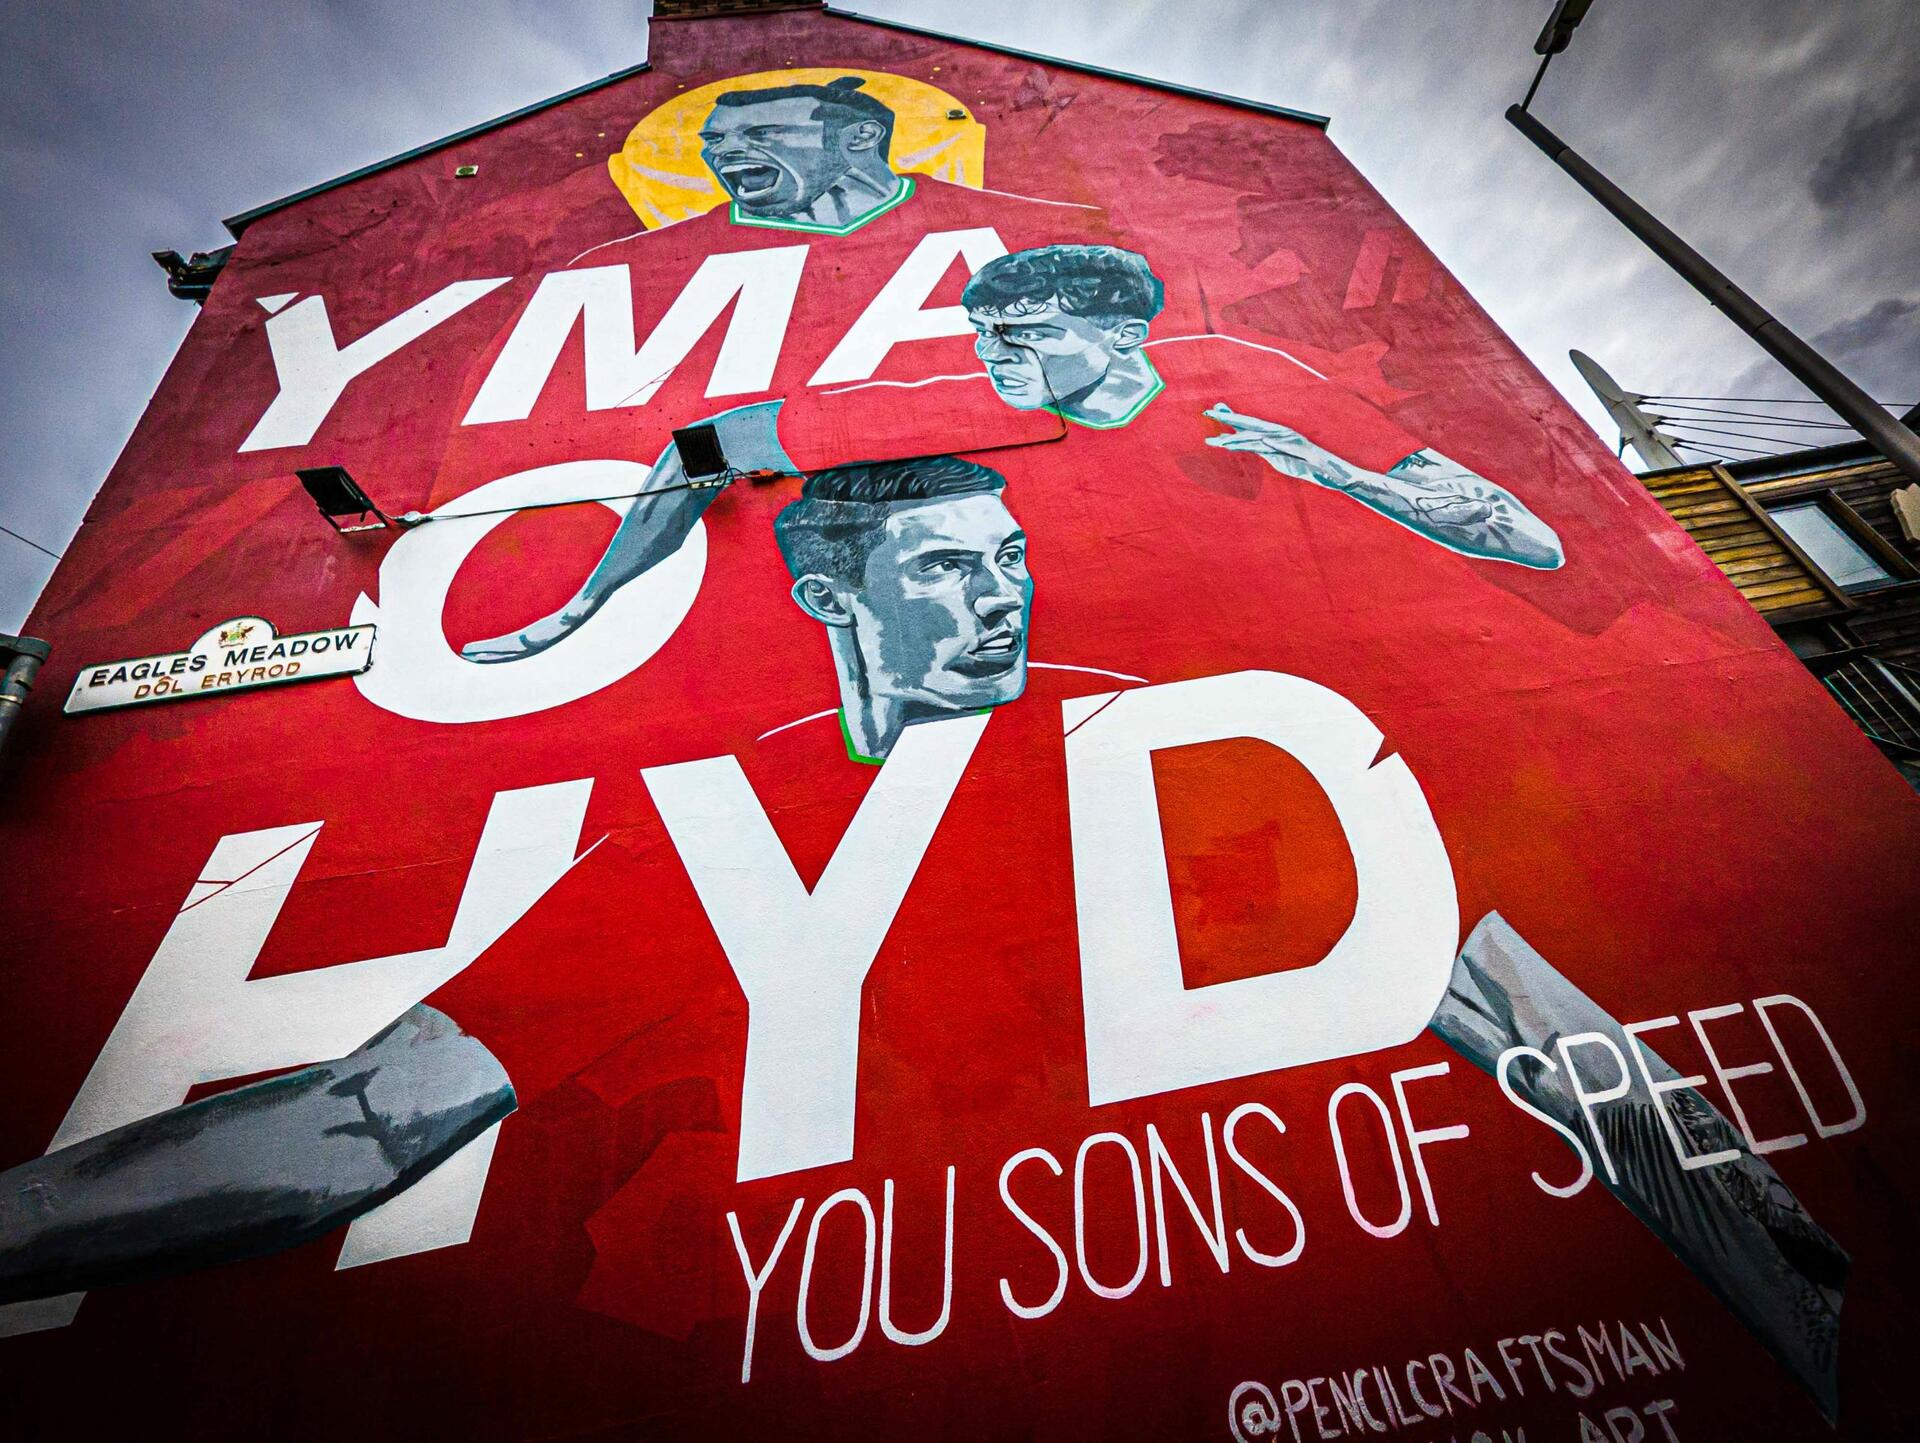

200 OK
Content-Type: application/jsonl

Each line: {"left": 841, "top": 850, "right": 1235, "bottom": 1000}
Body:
{"left": 673, "top": 424, "right": 733, "bottom": 491}
{"left": 297, "top": 466, "right": 391, "bottom": 533}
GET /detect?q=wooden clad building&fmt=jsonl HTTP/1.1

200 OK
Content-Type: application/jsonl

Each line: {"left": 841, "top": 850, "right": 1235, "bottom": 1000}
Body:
{"left": 1641, "top": 431, "right": 1920, "bottom": 783}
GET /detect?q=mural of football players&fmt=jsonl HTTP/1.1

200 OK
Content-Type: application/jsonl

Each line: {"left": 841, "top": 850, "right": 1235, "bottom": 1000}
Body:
{"left": 774, "top": 456, "right": 1029, "bottom": 762}
{"left": 461, "top": 239, "right": 1559, "bottom": 674}
{"left": 964, "top": 243, "right": 1166, "bottom": 426}
{"left": 698, "top": 76, "right": 905, "bottom": 230}
{"left": 962, "top": 244, "right": 1565, "bottom": 570}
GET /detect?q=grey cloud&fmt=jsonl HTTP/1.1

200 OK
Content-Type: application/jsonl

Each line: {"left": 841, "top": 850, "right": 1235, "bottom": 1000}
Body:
{"left": 0, "top": 1, "right": 644, "bottom": 629}
{"left": 1811, "top": 296, "right": 1919, "bottom": 360}
{"left": 1726, "top": 295, "right": 1920, "bottom": 408}
{"left": 1810, "top": 84, "right": 1920, "bottom": 211}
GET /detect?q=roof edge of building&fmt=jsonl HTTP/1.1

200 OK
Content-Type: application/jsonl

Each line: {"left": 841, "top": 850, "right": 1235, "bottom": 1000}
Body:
{"left": 1635, "top": 442, "right": 1880, "bottom": 485}
{"left": 1640, "top": 439, "right": 1910, "bottom": 486}
{"left": 1722, "top": 438, "right": 1885, "bottom": 483}
{"left": 220, "top": 61, "right": 653, "bottom": 240}
{"left": 823, "top": 5, "right": 1331, "bottom": 129}
{"left": 218, "top": 6, "right": 1333, "bottom": 243}
{"left": 651, "top": 2, "right": 826, "bottom": 18}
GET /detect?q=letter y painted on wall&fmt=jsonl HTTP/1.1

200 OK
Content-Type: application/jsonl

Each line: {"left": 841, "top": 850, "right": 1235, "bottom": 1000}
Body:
{"left": 644, "top": 713, "right": 989, "bottom": 1182}
{"left": 240, "top": 280, "right": 510, "bottom": 452}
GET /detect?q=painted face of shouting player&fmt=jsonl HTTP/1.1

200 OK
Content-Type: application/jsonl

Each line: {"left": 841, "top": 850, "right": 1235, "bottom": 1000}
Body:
{"left": 698, "top": 96, "right": 888, "bottom": 218}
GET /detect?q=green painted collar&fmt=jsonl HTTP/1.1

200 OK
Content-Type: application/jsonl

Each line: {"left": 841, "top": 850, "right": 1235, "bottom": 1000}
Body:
{"left": 731, "top": 176, "right": 917, "bottom": 237}
{"left": 838, "top": 709, "right": 885, "bottom": 766}
{"left": 1044, "top": 353, "right": 1165, "bottom": 430}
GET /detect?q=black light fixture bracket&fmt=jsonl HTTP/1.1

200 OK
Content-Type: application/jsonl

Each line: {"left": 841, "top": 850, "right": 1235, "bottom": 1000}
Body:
{"left": 152, "top": 247, "right": 235, "bottom": 305}
{"left": 296, "top": 466, "right": 393, "bottom": 533}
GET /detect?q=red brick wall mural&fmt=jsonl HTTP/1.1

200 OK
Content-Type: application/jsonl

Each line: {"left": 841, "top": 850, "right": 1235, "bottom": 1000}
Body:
{"left": 3, "top": 12, "right": 1917, "bottom": 1440}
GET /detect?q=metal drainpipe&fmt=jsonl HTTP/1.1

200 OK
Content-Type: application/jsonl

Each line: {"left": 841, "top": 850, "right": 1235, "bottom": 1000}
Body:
{"left": 0, "top": 635, "right": 52, "bottom": 758}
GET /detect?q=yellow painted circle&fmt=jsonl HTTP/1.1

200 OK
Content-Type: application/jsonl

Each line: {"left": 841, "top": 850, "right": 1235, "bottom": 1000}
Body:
{"left": 608, "top": 68, "right": 985, "bottom": 229}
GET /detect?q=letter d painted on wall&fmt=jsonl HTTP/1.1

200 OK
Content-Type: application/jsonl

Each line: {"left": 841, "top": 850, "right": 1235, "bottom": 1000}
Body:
{"left": 1063, "top": 671, "right": 1457, "bottom": 1106}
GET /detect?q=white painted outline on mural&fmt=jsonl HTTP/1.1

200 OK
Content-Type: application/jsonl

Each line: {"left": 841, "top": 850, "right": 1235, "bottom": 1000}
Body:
{"left": 351, "top": 461, "right": 706, "bottom": 724}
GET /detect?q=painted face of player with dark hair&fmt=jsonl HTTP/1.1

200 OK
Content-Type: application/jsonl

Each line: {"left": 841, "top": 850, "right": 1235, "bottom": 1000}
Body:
{"left": 699, "top": 96, "right": 875, "bottom": 216}
{"left": 968, "top": 300, "right": 1144, "bottom": 410}
{"left": 844, "top": 494, "right": 1031, "bottom": 714}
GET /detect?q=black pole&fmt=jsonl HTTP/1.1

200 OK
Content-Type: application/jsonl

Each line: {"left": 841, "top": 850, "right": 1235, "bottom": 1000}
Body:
{"left": 0, "top": 635, "right": 51, "bottom": 758}
{"left": 1506, "top": 103, "right": 1920, "bottom": 485}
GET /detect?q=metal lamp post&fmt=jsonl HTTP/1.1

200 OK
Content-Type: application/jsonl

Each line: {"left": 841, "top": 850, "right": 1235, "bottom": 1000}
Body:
{"left": 1508, "top": 0, "right": 1920, "bottom": 485}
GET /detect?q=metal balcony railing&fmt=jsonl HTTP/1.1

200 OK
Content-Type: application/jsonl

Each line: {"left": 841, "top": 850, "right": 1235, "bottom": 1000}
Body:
{"left": 1814, "top": 655, "right": 1920, "bottom": 761}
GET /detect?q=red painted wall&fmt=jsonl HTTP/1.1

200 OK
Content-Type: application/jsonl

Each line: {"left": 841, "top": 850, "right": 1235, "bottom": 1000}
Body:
{"left": 3, "top": 11, "right": 1916, "bottom": 1440}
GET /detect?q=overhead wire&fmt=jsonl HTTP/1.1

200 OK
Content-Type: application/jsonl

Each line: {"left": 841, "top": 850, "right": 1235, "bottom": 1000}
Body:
{"left": 1640, "top": 393, "right": 1916, "bottom": 408}
{"left": 404, "top": 336, "right": 1070, "bottom": 528}
{"left": 1669, "top": 440, "right": 1730, "bottom": 459}
{"left": 1657, "top": 419, "right": 1841, "bottom": 449}
{"left": 1664, "top": 431, "right": 1789, "bottom": 458}
{"left": 1618, "top": 388, "right": 1918, "bottom": 471}
{"left": 0, "top": 523, "right": 62, "bottom": 561}
{"left": 1647, "top": 404, "right": 1855, "bottom": 430}
{"left": 1662, "top": 423, "right": 1790, "bottom": 449}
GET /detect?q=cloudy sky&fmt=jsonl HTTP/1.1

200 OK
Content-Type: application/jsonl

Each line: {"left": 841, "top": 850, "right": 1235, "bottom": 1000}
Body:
{"left": 1, "top": 0, "right": 1914, "bottom": 628}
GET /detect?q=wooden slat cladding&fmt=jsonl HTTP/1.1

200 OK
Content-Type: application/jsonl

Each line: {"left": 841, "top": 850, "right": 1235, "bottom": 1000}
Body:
{"left": 1642, "top": 464, "right": 1837, "bottom": 614}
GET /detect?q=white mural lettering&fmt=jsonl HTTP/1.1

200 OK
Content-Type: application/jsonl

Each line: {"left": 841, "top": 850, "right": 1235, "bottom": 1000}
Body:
{"left": 643, "top": 711, "right": 989, "bottom": 1182}
{"left": 795, "top": 1187, "right": 877, "bottom": 1364}
{"left": 727, "top": 1198, "right": 806, "bottom": 1385}
{"left": 240, "top": 279, "right": 509, "bottom": 452}
{"left": 0, "top": 779, "right": 594, "bottom": 1336}
{"left": 997, "top": 1147, "right": 1070, "bottom": 1320}
{"left": 463, "top": 247, "right": 808, "bottom": 424}
{"left": 351, "top": 460, "right": 706, "bottom": 723}
{"left": 879, "top": 1169, "right": 956, "bottom": 1347}
{"left": 1061, "top": 669, "right": 1459, "bottom": 1107}
{"left": 808, "top": 226, "right": 1008, "bottom": 385}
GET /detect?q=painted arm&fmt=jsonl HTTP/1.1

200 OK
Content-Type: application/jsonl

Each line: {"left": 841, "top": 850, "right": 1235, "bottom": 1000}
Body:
{"left": 1204, "top": 404, "right": 1564, "bottom": 569}
{"left": 0, "top": 1006, "right": 512, "bottom": 1305}
{"left": 462, "top": 399, "right": 796, "bottom": 663}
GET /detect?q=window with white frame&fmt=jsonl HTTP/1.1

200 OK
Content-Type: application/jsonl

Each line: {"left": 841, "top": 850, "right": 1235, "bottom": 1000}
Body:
{"left": 1769, "top": 500, "right": 1897, "bottom": 591}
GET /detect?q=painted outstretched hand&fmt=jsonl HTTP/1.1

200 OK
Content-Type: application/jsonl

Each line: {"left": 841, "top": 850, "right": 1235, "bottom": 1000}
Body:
{"left": 1203, "top": 404, "right": 1359, "bottom": 492}
{"left": 461, "top": 400, "right": 793, "bottom": 664}
{"left": 1201, "top": 401, "right": 1564, "bottom": 569}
